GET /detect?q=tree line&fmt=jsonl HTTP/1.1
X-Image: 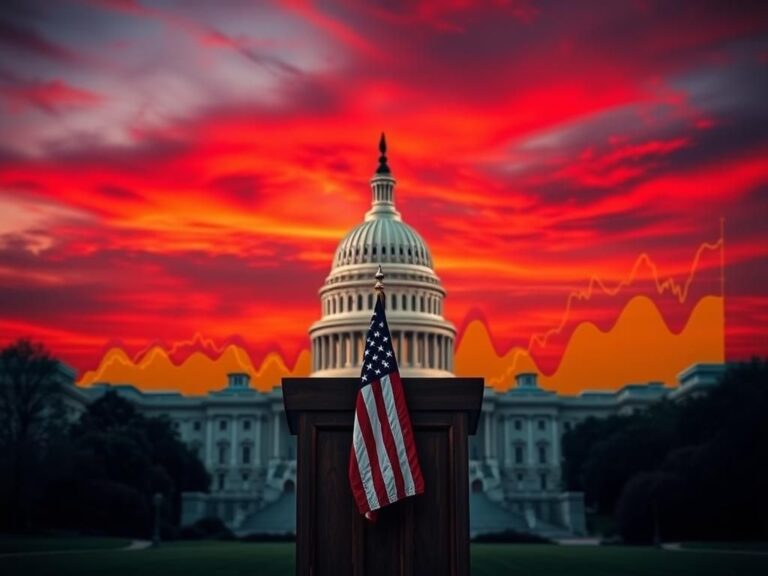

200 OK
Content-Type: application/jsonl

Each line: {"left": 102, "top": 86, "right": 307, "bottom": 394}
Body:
{"left": 0, "top": 339, "right": 209, "bottom": 537}
{"left": 562, "top": 359, "right": 768, "bottom": 544}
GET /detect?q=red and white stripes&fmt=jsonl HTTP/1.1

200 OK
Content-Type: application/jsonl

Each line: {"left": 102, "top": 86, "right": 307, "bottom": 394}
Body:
{"left": 349, "top": 372, "right": 424, "bottom": 515}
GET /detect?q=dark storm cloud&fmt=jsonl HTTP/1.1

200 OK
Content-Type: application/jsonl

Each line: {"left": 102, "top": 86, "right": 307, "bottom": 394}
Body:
{"left": 554, "top": 208, "right": 665, "bottom": 237}
{"left": 0, "top": 16, "right": 77, "bottom": 62}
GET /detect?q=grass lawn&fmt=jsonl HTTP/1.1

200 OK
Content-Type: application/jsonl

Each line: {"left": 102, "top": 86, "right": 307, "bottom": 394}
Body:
{"left": 471, "top": 544, "right": 768, "bottom": 576}
{"left": 681, "top": 541, "right": 768, "bottom": 552}
{"left": 0, "top": 536, "right": 130, "bottom": 554}
{"left": 2, "top": 540, "right": 768, "bottom": 575}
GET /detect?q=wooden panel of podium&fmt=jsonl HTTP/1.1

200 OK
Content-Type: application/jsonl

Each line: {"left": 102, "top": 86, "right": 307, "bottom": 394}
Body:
{"left": 283, "top": 377, "right": 483, "bottom": 576}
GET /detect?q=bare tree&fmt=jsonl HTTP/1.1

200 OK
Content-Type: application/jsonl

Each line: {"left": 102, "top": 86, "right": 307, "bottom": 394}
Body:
{"left": 0, "top": 339, "right": 62, "bottom": 529}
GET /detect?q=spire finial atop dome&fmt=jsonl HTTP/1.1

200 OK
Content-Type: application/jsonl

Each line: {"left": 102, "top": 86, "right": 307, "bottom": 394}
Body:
{"left": 376, "top": 132, "right": 390, "bottom": 175}
{"left": 374, "top": 265, "right": 385, "bottom": 297}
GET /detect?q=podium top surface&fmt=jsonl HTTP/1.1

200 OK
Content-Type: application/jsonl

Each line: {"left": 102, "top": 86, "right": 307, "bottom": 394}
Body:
{"left": 282, "top": 377, "right": 484, "bottom": 435}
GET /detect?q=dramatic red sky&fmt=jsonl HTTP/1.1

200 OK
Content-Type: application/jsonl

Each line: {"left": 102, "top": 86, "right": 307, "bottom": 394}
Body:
{"left": 1, "top": 0, "right": 766, "bottom": 388}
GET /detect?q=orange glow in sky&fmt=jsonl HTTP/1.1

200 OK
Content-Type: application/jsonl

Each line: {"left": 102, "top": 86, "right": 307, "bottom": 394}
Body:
{"left": 1, "top": 1, "right": 766, "bottom": 392}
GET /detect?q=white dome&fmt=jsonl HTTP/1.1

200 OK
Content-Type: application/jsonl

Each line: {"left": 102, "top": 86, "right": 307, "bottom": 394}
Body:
{"left": 333, "top": 217, "right": 433, "bottom": 269}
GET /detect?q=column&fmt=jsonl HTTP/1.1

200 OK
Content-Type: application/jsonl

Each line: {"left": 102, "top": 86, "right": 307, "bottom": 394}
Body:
{"left": 432, "top": 334, "right": 438, "bottom": 369}
{"left": 345, "top": 334, "right": 352, "bottom": 368}
{"left": 552, "top": 416, "right": 559, "bottom": 466}
{"left": 273, "top": 412, "right": 280, "bottom": 458}
{"left": 392, "top": 331, "right": 398, "bottom": 360}
{"left": 230, "top": 416, "right": 237, "bottom": 466}
{"left": 416, "top": 333, "right": 422, "bottom": 367}
{"left": 504, "top": 415, "right": 513, "bottom": 468}
{"left": 254, "top": 414, "right": 262, "bottom": 466}
{"left": 205, "top": 417, "right": 213, "bottom": 468}
{"left": 335, "top": 334, "right": 341, "bottom": 368}
{"left": 527, "top": 418, "right": 535, "bottom": 465}
{"left": 484, "top": 410, "right": 492, "bottom": 460}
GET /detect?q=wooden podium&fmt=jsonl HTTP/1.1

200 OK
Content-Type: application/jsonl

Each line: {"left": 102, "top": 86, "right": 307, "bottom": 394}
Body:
{"left": 283, "top": 377, "right": 483, "bottom": 576}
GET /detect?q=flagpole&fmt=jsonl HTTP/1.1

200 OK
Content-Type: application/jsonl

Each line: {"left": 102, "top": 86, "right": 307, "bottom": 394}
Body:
{"left": 374, "top": 264, "right": 385, "bottom": 308}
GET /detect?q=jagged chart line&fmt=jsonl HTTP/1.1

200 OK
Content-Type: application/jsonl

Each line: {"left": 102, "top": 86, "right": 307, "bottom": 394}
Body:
{"left": 527, "top": 232, "right": 724, "bottom": 352}
{"left": 132, "top": 332, "right": 228, "bottom": 364}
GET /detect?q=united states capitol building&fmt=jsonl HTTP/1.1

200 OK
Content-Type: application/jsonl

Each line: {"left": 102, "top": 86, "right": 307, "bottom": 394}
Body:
{"left": 63, "top": 137, "right": 725, "bottom": 537}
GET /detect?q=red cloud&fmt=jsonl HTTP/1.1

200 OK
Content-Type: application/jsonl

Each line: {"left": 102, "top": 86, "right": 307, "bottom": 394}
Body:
{"left": 1, "top": 79, "right": 103, "bottom": 114}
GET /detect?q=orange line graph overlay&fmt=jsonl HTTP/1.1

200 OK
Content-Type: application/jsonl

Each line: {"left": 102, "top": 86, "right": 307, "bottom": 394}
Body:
{"left": 527, "top": 226, "right": 724, "bottom": 353}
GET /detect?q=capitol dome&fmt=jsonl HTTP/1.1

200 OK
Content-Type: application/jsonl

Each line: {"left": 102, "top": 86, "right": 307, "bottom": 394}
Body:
{"left": 333, "top": 218, "right": 433, "bottom": 269}
{"left": 309, "top": 135, "right": 455, "bottom": 378}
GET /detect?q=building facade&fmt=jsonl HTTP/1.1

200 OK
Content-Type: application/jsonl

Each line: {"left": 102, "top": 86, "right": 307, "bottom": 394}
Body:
{"left": 61, "top": 139, "right": 726, "bottom": 537}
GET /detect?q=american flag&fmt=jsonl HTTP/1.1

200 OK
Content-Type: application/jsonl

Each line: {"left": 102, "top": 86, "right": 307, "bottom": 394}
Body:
{"left": 349, "top": 293, "right": 424, "bottom": 518}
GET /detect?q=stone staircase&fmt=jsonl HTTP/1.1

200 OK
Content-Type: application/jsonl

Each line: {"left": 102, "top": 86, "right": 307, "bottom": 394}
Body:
{"left": 236, "top": 491, "right": 296, "bottom": 536}
{"left": 469, "top": 492, "right": 528, "bottom": 537}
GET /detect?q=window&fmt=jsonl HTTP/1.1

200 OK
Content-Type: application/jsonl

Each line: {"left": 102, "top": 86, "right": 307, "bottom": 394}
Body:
{"left": 242, "top": 445, "right": 251, "bottom": 465}
{"left": 420, "top": 295, "right": 425, "bottom": 312}
{"left": 357, "top": 294, "right": 363, "bottom": 310}
{"left": 193, "top": 421, "right": 201, "bottom": 432}
{"left": 516, "top": 473, "right": 524, "bottom": 483}
{"left": 540, "top": 473, "right": 548, "bottom": 491}
{"left": 243, "top": 419, "right": 251, "bottom": 431}
{"left": 339, "top": 298, "right": 344, "bottom": 313}
{"left": 515, "top": 445, "right": 524, "bottom": 465}
{"left": 242, "top": 473, "right": 249, "bottom": 483}
{"left": 538, "top": 445, "right": 547, "bottom": 465}
{"left": 218, "top": 445, "right": 227, "bottom": 465}
{"left": 402, "top": 294, "right": 407, "bottom": 310}
{"left": 368, "top": 294, "right": 373, "bottom": 309}
{"left": 391, "top": 293, "right": 397, "bottom": 310}
{"left": 538, "top": 419, "right": 546, "bottom": 431}
{"left": 412, "top": 295, "right": 416, "bottom": 310}
{"left": 219, "top": 419, "right": 227, "bottom": 431}
{"left": 332, "top": 298, "right": 336, "bottom": 314}
{"left": 348, "top": 295, "right": 353, "bottom": 311}
{"left": 218, "top": 473, "right": 226, "bottom": 491}
{"left": 514, "top": 419, "right": 522, "bottom": 431}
